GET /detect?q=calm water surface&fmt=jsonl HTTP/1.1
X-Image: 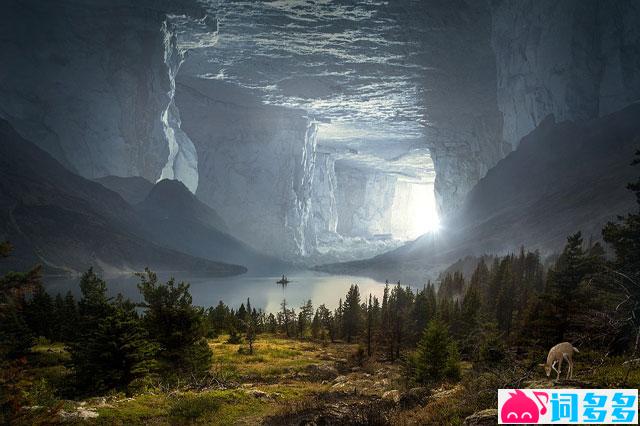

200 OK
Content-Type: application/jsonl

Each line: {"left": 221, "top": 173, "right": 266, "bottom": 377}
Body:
{"left": 44, "top": 271, "right": 388, "bottom": 312}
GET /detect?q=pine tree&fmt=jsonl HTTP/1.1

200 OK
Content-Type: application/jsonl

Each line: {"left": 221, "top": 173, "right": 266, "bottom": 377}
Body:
{"left": 0, "top": 244, "right": 44, "bottom": 422}
{"left": 70, "top": 295, "right": 158, "bottom": 393}
{"left": 241, "top": 311, "right": 257, "bottom": 355}
{"left": 413, "top": 319, "right": 460, "bottom": 384}
{"left": 237, "top": 303, "right": 247, "bottom": 332}
{"left": 280, "top": 299, "right": 291, "bottom": 337}
{"left": 334, "top": 298, "right": 343, "bottom": 339}
{"left": 207, "top": 301, "right": 231, "bottom": 337}
{"left": 61, "top": 291, "right": 79, "bottom": 342}
{"left": 342, "top": 285, "right": 362, "bottom": 343}
{"left": 366, "top": 294, "right": 373, "bottom": 356}
{"left": 389, "top": 284, "right": 414, "bottom": 359}
{"left": 316, "top": 304, "right": 334, "bottom": 342}
{"left": 137, "top": 268, "right": 212, "bottom": 376}
{"left": 459, "top": 284, "right": 481, "bottom": 352}
{"left": 602, "top": 151, "right": 640, "bottom": 359}
{"left": 412, "top": 284, "right": 434, "bottom": 343}
{"left": 380, "top": 284, "right": 392, "bottom": 359}
{"left": 0, "top": 262, "right": 43, "bottom": 359}
{"left": 543, "top": 232, "right": 595, "bottom": 341}
{"left": 311, "top": 310, "right": 321, "bottom": 339}
{"left": 76, "top": 268, "right": 111, "bottom": 336}
{"left": 24, "top": 284, "right": 54, "bottom": 339}
{"left": 298, "top": 300, "right": 313, "bottom": 338}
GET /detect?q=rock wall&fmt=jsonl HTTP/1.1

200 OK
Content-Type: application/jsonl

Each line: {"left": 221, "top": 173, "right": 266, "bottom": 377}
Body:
{"left": 310, "top": 152, "right": 339, "bottom": 240}
{"left": 334, "top": 162, "right": 398, "bottom": 239}
{"left": 0, "top": 0, "right": 208, "bottom": 182}
{"left": 390, "top": 0, "right": 640, "bottom": 217}
{"left": 491, "top": 0, "right": 640, "bottom": 148}
{"left": 175, "top": 76, "right": 318, "bottom": 260}
{"left": 386, "top": 0, "right": 510, "bottom": 216}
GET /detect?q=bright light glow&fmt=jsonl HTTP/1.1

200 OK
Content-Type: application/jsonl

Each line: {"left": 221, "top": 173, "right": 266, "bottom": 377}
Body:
{"left": 391, "top": 181, "right": 440, "bottom": 239}
{"left": 409, "top": 182, "right": 440, "bottom": 237}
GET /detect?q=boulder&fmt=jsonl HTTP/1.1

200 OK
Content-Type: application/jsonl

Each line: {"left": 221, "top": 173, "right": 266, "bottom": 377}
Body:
{"left": 305, "top": 364, "right": 339, "bottom": 380}
{"left": 246, "top": 389, "right": 268, "bottom": 399}
{"left": 382, "top": 390, "right": 401, "bottom": 404}
{"left": 400, "top": 387, "right": 430, "bottom": 407}
{"left": 463, "top": 408, "right": 498, "bottom": 426}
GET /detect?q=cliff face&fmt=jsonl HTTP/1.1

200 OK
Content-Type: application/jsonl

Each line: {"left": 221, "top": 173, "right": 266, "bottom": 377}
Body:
{"left": 0, "top": 0, "right": 210, "bottom": 183}
{"left": 334, "top": 162, "right": 398, "bottom": 239}
{"left": 380, "top": 0, "right": 640, "bottom": 216}
{"left": 175, "top": 76, "right": 318, "bottom": 261}
{"left": 310, "top": 152, "right": 339, "bottom": 240}
{"left": 491, "top": 0, "right": 640, "bottom": 148}
{"left": 388, "top": 0, "right": 510, "bottom": 215}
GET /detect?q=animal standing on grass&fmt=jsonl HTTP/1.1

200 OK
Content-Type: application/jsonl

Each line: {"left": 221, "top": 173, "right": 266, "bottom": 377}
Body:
{"left": 540, "top": 342, "right": 580, "bottom": 380}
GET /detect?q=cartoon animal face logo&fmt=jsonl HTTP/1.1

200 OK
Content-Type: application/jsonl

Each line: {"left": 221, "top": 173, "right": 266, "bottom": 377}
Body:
{"left": 501, "top": 390, "right": 548, "bottom": 423}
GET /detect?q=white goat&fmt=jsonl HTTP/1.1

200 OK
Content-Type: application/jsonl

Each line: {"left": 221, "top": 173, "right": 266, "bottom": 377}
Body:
{"left": 540, "top": 342, "right": 579, "bottom": 380}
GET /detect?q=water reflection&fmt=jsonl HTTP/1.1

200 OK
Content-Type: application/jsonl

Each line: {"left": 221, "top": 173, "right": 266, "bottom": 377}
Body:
{"left": 44, "top": 271, "right": 388, "bottom": 312}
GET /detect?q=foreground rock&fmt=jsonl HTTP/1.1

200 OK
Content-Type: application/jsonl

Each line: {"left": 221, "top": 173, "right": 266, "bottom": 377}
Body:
{"left": 304, "top": 364, "right": 340, "bottom": 381}
{"left": 464, "top": 409, "right": 498, "bottom": 426}
{"left": 262, "top": 393, "right": 395, "bottom": 426}
{"left": 381, "top": 390, "right": 400, "bottom": 404}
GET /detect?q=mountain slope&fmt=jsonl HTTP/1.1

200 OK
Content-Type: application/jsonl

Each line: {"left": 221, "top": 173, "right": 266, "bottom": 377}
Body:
{"left": 94, "top": 176, "right": 154, "bottom": 205}
{"left": 318, "top": 104, "right": 640, "bottom": 283}
{"left": 0, "top": 119, "right": 246, "bottom": 277}
{"left": 136, "top": 179, "right": 287, "bottom": 274}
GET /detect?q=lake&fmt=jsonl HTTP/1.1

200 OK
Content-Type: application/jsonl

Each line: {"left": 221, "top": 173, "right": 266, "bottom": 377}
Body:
{"left": 43, "top": 270, "right": 389, "bottom": 312}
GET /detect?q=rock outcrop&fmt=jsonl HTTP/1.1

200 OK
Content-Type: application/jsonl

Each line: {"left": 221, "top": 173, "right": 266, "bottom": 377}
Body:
{"left": 463, "top": 409, "right": 498, "bottom": 426}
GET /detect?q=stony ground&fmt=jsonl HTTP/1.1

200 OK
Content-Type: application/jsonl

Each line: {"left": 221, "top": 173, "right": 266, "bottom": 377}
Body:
{"left": 49, "top": 336, "right": 411, "bottom": 425}
{"left": 32, "top": 336, "right": 639, "bottom": 425}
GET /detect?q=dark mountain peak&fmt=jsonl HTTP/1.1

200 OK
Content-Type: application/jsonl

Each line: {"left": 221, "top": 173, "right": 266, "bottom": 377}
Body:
{"left": 147, "top": 179, "right": 194, "bottom": 204}
{"left": 140, "top": 179, "right": 228, "bottom": 233}
{"left": 0, "top": 119, "right": 245, "bottom": 277}
{"left": 94, "top": 175, "right": 154, "bottom": 205}
{"left": 137, "top": 179, "right": 287, "bottom": 274}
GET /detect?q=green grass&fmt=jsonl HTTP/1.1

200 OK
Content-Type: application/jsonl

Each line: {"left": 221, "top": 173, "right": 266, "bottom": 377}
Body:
{"left": 93, "top": 390, "right": 271, "bottom": 425}
{"left": 590, "top": 358, "right": 640, "bottom": 387}
{"left": 93, "top": 394, "right": 168, "bottom": 425}
{"left": 65, "top": 335, "right": 355, "bottom": 424}
{"left": 208, "top": 334, "right": 353, "bottom": 381}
